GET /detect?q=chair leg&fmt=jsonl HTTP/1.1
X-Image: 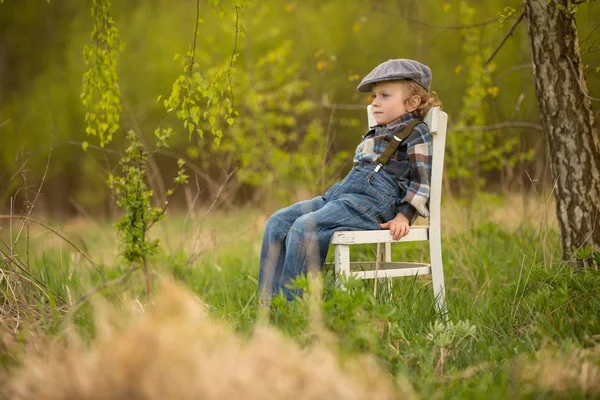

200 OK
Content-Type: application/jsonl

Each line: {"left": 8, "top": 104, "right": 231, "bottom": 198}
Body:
{"left": 384, "top": 242, "right": 392, "bottom": 262}
{"left": 334, "top": 244, "right": 350, "bottom": 290}
{"left": 429, "top": 233, "right": 447, "bottom": 320}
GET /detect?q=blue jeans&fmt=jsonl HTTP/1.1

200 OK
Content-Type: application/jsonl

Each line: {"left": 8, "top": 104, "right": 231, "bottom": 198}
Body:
{"left": 258, "top": 164, "right": 401, "bottom": 301}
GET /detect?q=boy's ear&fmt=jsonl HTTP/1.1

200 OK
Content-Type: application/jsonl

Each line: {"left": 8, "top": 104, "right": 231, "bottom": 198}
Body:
{"left": 406, "top": 95, "right": 421, "bottom": 112}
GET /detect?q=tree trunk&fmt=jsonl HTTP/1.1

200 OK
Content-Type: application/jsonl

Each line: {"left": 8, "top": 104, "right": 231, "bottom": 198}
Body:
{"left": 524, "top": 0, "right": 600, "bottom": 267}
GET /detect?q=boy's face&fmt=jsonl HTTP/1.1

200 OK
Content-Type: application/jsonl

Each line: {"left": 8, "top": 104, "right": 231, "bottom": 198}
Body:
{"left": 371, "top": 81, "right": 411, "bottom": 125}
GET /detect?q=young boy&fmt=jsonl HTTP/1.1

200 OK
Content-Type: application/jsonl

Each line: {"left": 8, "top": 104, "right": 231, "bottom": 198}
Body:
{"left": 258, "top": 59, "right": 441, "bottom": 303}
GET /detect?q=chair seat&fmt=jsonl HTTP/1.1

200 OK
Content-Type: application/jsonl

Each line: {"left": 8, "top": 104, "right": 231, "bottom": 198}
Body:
{"left": 330, "top": 225, "right": 429, "bottom": 245}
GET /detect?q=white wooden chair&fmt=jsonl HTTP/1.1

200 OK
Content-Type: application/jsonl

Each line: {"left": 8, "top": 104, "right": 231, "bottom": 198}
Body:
{"left": 331, "top": 106, "right": 448, "bottom": 314}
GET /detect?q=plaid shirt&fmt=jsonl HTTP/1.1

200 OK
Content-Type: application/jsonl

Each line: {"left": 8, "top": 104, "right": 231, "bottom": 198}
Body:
{"left": 353, "top": 112, "right": 433, "bottom": 224}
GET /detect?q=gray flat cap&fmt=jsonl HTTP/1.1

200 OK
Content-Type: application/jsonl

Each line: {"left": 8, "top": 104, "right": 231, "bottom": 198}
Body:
{"left": 357, "top": 59, "right": 432, "bottom": 93}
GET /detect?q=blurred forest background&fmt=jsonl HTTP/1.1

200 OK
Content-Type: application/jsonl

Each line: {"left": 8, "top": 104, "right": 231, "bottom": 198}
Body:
{"left": 2, "top": 3, "right": 600, "bottom": 397}
{"left": 0, "top": 0, "right": 599, "bottom": 217}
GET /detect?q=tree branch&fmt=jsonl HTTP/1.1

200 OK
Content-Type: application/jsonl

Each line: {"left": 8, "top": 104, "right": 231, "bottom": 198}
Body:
{"left": 321, "top": 95, "right": 366, "bottom": 110}
{"left": 567, "top": 58, "right": 600, "bottom": 101}
{"left": 452, "top": 121, "right": 544, "bottom": 133}
{"left": 188, "top": 0, "right": 201, "bottom": 78}
{"left": 374, "top": 9, "right": 500, "bottom": 30}
{"left": 485, "top": 11, "right": 526, "bottom": 66}
{"left": 227, "top": 4, "right": 240, "bottom": 108}
{"left": 580, "top": 22, "right": 600, "bottom": 45}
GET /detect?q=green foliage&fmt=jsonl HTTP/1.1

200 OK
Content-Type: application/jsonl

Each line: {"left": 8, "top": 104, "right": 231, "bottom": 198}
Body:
{"left": 2, "top": 0, "right": 600, "bottom": 211}
{"left": 498, "top": 6, "right": 517, "bottom": 27}
{"left": 200, "top": 36, "right": 349, "bottom": 202}
{"left": 445, "top": 2, "right": 492, "bottom": 191}
{"left": 161, "top": 1, "right": 249, "bottom": 144}
{"left": 446, "top": 2, "right": 535, "bottom": 194}
{"left": 158, "top": 2, "right": 349, "bottom": 203}
{"left": 81, "top": 0, "right": 240, "bottom": 272}
{"left": 162, "top": 52, "right": 236, "bottom": 144}
{"left": 81, "top": 0, "right": 124, "bottom": 148}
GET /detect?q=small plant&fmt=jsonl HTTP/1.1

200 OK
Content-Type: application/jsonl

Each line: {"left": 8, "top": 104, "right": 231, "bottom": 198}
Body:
{"left": 80, "top": 0, "right": 241, "bottom": 301}
{"left": 107, "top": 130, "right": 188, "bottom": 299}
{"left": 573, "top": 244, "right": 600, "bottom": 269}
{"left": 426, "top": 319, "right": 477, "bottom": 375}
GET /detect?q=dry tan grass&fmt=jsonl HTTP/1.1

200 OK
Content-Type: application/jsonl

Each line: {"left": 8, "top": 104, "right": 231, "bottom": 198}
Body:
{"left": 516, "top": 344, "right": 600, "bottom": 397}
{"left": 3, "top": 282, "right": 415, "bottom": 400}
{"left": 15, "top": 192, "right": 558, "bottom": 270}
{"left": 441, "top": 192, "right": 557, "bottom": 234}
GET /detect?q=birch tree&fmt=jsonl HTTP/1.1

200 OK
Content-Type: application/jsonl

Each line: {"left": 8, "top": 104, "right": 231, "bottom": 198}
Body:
{"left": 524, "top": 0, "right": 600, "bottom": 266}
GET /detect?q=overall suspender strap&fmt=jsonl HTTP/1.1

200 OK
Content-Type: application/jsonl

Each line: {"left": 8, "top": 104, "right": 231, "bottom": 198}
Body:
{"left": 374, "top": 119, "right": 422, "bottom": 172}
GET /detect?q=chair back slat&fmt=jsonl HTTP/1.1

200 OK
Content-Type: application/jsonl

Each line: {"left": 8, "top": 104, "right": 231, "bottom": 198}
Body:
{"left": 367, "top": 105, "right": 377, "bottom": 128}
{"left": 427, "top": 107, "right": 448, "bottom": 227}
{"left": 365, "top": 106, "right": 448, "bottom": 225}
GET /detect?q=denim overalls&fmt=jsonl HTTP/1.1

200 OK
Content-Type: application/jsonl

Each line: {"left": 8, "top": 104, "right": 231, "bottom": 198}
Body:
{"left": 258, "top": 163, "right": 402, "bottom": 301}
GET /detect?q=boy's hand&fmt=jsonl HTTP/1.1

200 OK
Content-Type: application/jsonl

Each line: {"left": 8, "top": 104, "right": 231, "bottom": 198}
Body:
{"left": 380, "top": 213, "right": 410, "bottom": 240}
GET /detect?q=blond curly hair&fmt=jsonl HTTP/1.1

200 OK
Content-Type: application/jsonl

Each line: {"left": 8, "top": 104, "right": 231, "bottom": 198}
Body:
{"left": 399, "top": 80, "right": 442, "bottom": 118}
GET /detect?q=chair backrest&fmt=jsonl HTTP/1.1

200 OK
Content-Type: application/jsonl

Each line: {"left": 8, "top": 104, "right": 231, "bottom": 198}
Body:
{"left": 366, "top": 105, "right": 448, "bottom": 226}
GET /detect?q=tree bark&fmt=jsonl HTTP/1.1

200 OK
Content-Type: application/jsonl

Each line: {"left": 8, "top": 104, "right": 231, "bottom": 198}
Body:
{"left": 524, "top": 0, "right": 600, "bottom": 266}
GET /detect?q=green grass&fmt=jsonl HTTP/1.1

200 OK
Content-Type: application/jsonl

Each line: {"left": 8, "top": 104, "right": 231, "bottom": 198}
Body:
{"left": 1, "top": 199, "right": 600, "bottom": 399}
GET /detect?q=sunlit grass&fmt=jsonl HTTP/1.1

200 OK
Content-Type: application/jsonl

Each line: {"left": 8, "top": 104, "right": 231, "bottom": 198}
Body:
{"left": 2, "top": 193, "right": 599, "bottom": 399}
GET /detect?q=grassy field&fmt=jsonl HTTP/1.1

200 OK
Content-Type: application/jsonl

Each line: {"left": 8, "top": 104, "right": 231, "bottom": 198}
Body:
{"left": 1, "top": 193, "right": 599, "bottom": 399}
